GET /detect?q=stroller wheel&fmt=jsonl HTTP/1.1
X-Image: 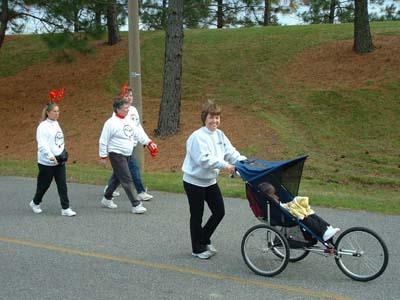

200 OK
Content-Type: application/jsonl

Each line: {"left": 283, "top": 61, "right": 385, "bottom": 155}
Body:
{"left": 241, "top": 224, "right": 289, "bottom": 277}
{"left": 275, "top": 226, "right": 310, "bottom": 262}
{"left": 334, "top": 226, "right": 389, "bottom": 281}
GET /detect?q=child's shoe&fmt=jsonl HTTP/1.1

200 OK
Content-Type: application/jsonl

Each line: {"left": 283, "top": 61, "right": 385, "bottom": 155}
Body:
{"left": 323, "top": 226, "right": 340, "bottom": 241}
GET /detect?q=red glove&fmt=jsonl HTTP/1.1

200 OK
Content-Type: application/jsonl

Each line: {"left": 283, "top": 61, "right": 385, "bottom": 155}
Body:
{"left": 147, "top": 141, "right": 159, "bottom": 158}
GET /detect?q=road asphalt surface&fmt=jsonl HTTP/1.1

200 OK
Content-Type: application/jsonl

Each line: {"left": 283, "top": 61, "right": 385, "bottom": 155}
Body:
{"left": 0, "top": 176, "right": 399, "bottom": 300}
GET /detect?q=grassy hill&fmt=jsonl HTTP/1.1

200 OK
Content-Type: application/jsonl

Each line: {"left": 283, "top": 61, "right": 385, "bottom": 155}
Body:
{"left": 0, "top": 22, "right": 399, "bottom": 213}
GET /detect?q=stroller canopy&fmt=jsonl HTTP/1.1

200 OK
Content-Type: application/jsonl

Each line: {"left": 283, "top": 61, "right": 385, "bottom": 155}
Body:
{"left": 235, "top": 155, "right": 308, "bottom": 199}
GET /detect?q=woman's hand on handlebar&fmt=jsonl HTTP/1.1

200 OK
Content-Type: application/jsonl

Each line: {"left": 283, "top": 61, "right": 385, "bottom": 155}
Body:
{"left": 227, "top": 164, "right": 235, "bottom": 175}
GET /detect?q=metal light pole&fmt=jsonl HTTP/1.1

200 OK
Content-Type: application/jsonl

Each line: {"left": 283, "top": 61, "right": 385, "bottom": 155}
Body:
{"left": 128, "top": 0, "right": 144, "bottom": 170}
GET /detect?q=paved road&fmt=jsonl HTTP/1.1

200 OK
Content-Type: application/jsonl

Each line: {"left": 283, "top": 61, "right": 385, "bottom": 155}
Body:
{"left": 0, "top": 176, "right": 399, "bottom": 300}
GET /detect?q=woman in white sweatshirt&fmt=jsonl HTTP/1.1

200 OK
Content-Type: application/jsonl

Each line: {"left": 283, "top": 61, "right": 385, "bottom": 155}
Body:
{"left": 103, "top": 86, "right": 158, "bottom": 201}
{"left": 30, "top": 89, "right": 76, "bottom": 217}
{"left": 99, "top": 97, "right": 147, "bottom": 214}
{"left": 182, "top": 101, "right": 246, "bottom": 259}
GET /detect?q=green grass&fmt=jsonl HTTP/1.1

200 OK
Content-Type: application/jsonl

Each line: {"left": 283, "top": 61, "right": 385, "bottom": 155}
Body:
{"left": 1, "top": 160, "right": 399, "bottom": 214}
{"left": 2, "top": 21, "right": 400, "bottom": 215}
{"left": 0, "top": 160, "right": 243, "bottom": 197}
{"left": 299, "top": 180, "right": 400, "bottom": 214}
{"left": 0, "top": 35, "right": 51, "bottom": 78}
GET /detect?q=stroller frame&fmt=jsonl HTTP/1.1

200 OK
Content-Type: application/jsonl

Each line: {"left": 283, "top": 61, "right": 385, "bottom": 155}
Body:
{"left": 236, "top": 156, "right": 389, "bottom": 281}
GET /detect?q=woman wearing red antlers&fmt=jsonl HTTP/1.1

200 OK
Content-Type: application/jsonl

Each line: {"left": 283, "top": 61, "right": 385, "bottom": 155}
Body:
{"left": 30, "top": 88, "right": 77, "bottom": 217}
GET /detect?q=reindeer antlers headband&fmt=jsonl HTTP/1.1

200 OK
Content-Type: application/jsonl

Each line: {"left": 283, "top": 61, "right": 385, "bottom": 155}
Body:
{"left": 47, "top": 88, "right": 65, "bottom": 111}
{"left": 49, "top": 87, "right": 65, "bottom": 104}
{"left": 120, "top": 82, "right": 128, "bottom": 99}
{"left": 112, "top": 82, "right": 131, "bottom": 111}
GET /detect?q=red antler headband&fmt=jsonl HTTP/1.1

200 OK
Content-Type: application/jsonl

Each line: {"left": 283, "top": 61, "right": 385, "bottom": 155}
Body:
{"left": 49, "top": 87, "right": 65, "bottom": 104}
{"left": 120, "top": 82, "right": 128, "bottom": 99}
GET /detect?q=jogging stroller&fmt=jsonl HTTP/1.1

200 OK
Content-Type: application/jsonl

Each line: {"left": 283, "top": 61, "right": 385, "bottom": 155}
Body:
{"left": 235, "top": 155, "right": 388, "bottom": 281}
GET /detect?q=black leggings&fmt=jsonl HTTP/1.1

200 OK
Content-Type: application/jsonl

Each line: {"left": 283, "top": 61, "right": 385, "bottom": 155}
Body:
{"left": 32, "top": 163, "right": 70, "bottom": 209}
{"left": 183, "top": 181, "right": 225, "bottom": 253}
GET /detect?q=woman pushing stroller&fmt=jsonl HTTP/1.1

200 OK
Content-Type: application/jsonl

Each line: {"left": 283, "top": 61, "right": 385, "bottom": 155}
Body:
{"left": 258, "top": 182, "right": 340, "bottom": 241}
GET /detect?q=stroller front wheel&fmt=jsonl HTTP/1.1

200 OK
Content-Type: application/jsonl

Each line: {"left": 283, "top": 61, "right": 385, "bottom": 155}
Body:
{"left": 334, "top": 226, "right": 389, "bottom": 281}
{"left": 241, "top": 224, "right": 290, "bottom": 277}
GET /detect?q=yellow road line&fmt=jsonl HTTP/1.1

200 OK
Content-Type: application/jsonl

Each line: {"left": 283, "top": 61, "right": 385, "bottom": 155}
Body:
{"left": 0, "top": 236, "right": 353, "bottom": 300}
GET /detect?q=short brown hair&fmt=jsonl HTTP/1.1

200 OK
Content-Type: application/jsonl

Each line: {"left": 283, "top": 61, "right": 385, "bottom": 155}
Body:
{"left": 124, "top": 87, "right": 133, "bottom": 97}
{"left": 201, "top": 100, "right": 221, "bottom": 125}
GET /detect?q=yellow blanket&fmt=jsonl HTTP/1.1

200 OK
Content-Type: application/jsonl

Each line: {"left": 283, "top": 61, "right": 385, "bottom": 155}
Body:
{"left": 282, "top": 196, "right": 315, "bottom": 219}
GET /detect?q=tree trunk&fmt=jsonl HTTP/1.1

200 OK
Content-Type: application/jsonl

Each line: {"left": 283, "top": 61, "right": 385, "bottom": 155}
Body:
{"left": 0, "top": 0, "right": 8, "bottom": 49}
{"left": 94, "top": 3, "right": 102, "bottom": 28}
{"left": 161, "top": 0, "right": 168, "bottom": 29}
{"left": 106, "top": 0, "right": 120, "bottom": 45}
{"left": 329, "top": 0, "right": 336, "bottom": 24}
{"left": 155, "top": 0, "right": 184, "bottom": 138}
{"left": 217, "top": 0, "right": 223, "bottom": 28}
{"left": 263, "top": 0, "right": 271, "bottom": 26}
{"left": 354, "top": 0, "right": 373, "bottom": 53}
{"left": 73, "top": 9, "right": 80, "bottom": 32}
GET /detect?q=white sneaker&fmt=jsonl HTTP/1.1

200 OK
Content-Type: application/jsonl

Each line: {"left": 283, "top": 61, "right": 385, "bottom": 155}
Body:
{"left": 132, "top": 202, "right": 147, "bottom": 214}
{"left": 101, "top": 197, "right": 118, "bottom": 209}
{"left": 207, "top": 244, "right": 218, "bottom": 254}
{"left": 29, "top": 201, "right": 43, "bottom": 214}
{"left": 104, "top": 185, "right": 120, "bottom": 197}
{"left": 192, "top": 250, "right": 214, "bottom": 259}
{"left": 61, "top": 208, "right": 77, "bottom": 217}
{"left": 137, "top": 191, "right": 153, "bottom": 201}
{"left": 323, "top": 226, "right": 340, "bottom": 241}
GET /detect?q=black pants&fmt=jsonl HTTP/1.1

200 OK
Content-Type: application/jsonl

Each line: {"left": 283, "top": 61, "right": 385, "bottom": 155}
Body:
{"left": 303, "top": 214, "right": 330, "bottom": 238}
{"left": 32, "top": 163, "right": 70, "bottom": 209}
{"left": 183, "top": 181, "right": 225, "bottom": 253}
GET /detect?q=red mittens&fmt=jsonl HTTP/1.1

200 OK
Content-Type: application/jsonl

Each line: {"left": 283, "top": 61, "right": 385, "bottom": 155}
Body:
{"left": 147, "top": 141, "right": 159, "bottom": 158}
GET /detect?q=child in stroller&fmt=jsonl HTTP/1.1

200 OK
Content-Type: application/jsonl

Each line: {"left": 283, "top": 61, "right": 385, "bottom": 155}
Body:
{"left": 237, "top": 156, "right": 388, "bottom": 280}
{"left": 258, "top": 182, "right": 340, "bottom": 241}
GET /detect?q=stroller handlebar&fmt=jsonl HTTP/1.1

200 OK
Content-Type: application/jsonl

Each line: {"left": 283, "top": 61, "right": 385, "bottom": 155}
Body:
{"left": 229, "top": 170, "right": 241, "bottom": 179}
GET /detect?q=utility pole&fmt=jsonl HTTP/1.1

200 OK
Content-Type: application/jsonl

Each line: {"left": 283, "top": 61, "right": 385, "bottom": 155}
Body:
{"left": 128, "top": 0, "right": 144, "bottom": 170}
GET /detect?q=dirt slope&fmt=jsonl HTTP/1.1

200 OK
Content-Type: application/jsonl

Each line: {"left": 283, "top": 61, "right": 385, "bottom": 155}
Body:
{"left": 0, "top": 36, "right": 398, "bottom": 172}
{"left": 0, "top": 38, "right": 281, "bottom": 172}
